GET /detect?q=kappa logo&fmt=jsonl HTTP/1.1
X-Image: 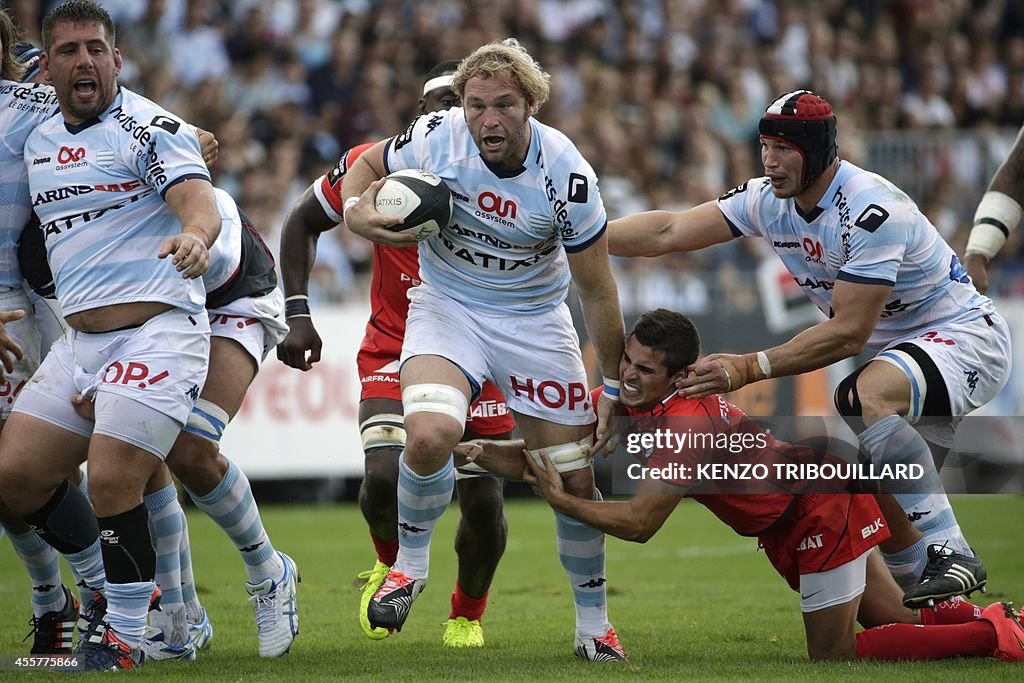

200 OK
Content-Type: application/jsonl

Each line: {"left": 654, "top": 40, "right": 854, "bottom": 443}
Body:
{"left": 907, "top": 510, "right": 931, "bottom": 522}
{"left": 399, "top": 522, "right": 427, "bottom": 534}
{"left": 239, "top": 541, "right": 265, "bottom": 553}
{"left": 567, "top": 172, "right": 588, "bottom": 203}
{"left": 578, "top": 578, "right": 606, "bottom": 589}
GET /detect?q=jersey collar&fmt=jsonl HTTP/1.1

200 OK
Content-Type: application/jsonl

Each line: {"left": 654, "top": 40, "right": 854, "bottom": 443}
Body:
{"left": 63, "top": 86, "right": 123, "bottom": 134}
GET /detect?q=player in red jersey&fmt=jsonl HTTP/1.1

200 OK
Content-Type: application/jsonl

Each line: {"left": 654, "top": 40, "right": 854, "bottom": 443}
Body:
{"left": 459, "top": 309, "right": 1024, "bottom": 662}
{"left": 277, "top": 61, "right": 514, "bottom": 648}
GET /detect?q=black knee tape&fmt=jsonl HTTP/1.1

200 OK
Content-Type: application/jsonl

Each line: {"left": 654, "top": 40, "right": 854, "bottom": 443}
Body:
{"left": 23, "top": 479, "right": 99, "bottom": 554}
{"left": 97, "top": 504, "right": 156, "bottom": 584}
{"left": 833, "top": 364, "right": 868, "bottom": 433}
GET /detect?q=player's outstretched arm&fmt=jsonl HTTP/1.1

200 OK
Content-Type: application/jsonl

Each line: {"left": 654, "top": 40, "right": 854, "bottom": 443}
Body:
{"left": 680, "top": 279, "right": 888, "bottom": 398}
{"left": 160, "top": 178, "right": 220, "bottom": 278}
{"left": 607, "top": 200, "right": 735, "bottom": 257}
{"left": 965, "top": 123, "right": 1024, "bottom": 293}
{"left": 454, "top": 438, "right": 529, "bottom": 480}
{"left": 567, "top": 232, "right": 625, "bottom": 455}
{"left": 524, "top": 451, "right": 682, "bottom": 542}
{"left": 340, "top": 140, "right": 417, "bottom": 247}
{"left": 277, "top": 185, "right": 337, "bottom": 370}
{"left": 0, "top": 309, "right": 25, "bottom": 378}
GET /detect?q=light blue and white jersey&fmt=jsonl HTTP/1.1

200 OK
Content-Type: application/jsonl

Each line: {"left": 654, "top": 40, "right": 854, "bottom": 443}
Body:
{"left": 384, "top": 108, "right": 607, "bottom": 314}
{"left": 206, "top": 187, "right": 242, "bottom": 293}
{"left": 25, "top": 87, "right": 209, "bottom": 316}
{"left": 0, "top": 80, "right": 60, "bottom": 288}
{"left": 717, "top": 160, "right": 993, "bottom": 353}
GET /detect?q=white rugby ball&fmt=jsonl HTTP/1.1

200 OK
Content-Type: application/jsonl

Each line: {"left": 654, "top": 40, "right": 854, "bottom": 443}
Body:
{"left": 374, "top": 169, "right": 452, "bottom": 240}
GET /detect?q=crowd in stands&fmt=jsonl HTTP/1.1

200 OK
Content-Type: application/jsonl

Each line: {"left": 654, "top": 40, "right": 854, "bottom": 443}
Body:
{"left": 9, "top": 0, "right": 1024, "bottom": 306}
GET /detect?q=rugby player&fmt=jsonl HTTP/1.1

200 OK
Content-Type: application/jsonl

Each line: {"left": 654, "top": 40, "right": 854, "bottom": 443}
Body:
{"left": 278, "top": 60, "right": 514, "bottom": 648}
{"left": 607, "top": 90, "right": 1005, "bottom": 609}
{"left": 468, "top": 309, "right": 1024, "bottom": 662}
{"left": 341, "top": 39, "right": 628, "bottom": 661}
{"left": 0, "top": 1, "right": 220, "bottom": 670}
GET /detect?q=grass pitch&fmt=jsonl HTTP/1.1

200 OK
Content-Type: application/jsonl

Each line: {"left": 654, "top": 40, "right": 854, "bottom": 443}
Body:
{"left": 1, "top": 494, "right": 1022, "bottom": 681}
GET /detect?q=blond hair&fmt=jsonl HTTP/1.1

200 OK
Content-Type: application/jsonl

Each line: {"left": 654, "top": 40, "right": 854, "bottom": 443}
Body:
{"left": 453, "top": 38, "right": 550, "bottom": 111}
{"left": 1, "top": 10, "right": 26, "bottom": 82}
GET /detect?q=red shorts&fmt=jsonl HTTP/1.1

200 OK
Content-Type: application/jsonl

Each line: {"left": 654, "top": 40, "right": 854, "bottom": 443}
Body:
{"left": 356, "top": 332, "right": 514, "bottom": 436}
{"left": 759, "top": 494, "right": 890, "bottom": 590}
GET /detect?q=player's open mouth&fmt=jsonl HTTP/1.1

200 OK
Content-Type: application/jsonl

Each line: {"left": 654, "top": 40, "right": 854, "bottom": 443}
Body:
{"left": 74, "top": 79, "right": 97, "bottom": 96}
{"left": 622, "top": 382, "right": 641, "bottom": 399}
{"left": 482, "top": 136, "right": 504, "bottom": 151}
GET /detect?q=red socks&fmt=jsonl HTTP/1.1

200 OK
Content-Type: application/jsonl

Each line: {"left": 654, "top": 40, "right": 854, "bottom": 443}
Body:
{"left": 855, "top": 621, "right": 995, "bottom": 660}
{"left": 449, "top": 581, "right": 488, "bottom": 621}
{"left": 919, "top": 595, "right": 983, "bottom": 625}
{"left": 370, "top": 533, "right": 398, "bottom": 567}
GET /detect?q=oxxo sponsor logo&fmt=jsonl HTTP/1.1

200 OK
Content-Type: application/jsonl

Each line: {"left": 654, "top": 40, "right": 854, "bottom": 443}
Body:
{"left": 477, "top": 192, "right": 517, "bottom": 219}
{"left": 55, "top": 146, "right": 87, "bottom": 171}
{"left": 802, "top": 237, "right": 824, "bottom": 264}
{"left": 103, "top": 361, "right": 170, "bottom": 389}
{"left": 509, "top": 376, "right": 588, "bottom": 410}
{"left": 861, "top": 517, "right": 885, "bottom": 539}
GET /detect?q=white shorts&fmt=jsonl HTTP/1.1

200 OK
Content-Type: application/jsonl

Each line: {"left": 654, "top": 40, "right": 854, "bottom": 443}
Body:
{"left": 798, "top": 550, "right": 868, "bottom": 613}
{"left": 208, "top": 288, "right": 287, "bottom": 366}
{"left": 0, "top": 287, "right": 41, "bottom": 420}
{"left": 401, "top": 283, "right": 594, "bottom": 426}
{"left": 875, "top": 312, "right": 1011, "bottom": 448}
{"left": 12, "top": 308, "right": 210, "bottom": 456}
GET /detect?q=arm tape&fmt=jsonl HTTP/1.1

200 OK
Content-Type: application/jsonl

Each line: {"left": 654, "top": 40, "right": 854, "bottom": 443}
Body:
{"left": 967, "top": 191, "right": 1022, "bottom": 259}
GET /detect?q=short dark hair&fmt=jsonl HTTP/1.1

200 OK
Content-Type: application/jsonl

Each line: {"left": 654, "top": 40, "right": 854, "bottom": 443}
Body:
{"left": 42, "top": 0, "right": 116, "bottom": 52}
{"left": 628, "top": 309, "right": 700, "bottom": 375}
{"left": 426, "top": 59, "right": 461, "bottom": 80}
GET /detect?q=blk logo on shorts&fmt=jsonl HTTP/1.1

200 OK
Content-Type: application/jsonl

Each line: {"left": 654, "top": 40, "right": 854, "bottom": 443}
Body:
{"left": 861, "top": 517, "right": 885, "bottom": 539}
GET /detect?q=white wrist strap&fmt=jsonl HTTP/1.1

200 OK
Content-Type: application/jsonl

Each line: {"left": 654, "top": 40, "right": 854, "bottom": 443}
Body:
{"left": 342, "top": 196, "right": 360, "bottom": 225}
{"left": 756, "top": 351, "right": 772, "bottom": 379}
{"left": 967, "top": 191, "right": 1022, "bottom": 259}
